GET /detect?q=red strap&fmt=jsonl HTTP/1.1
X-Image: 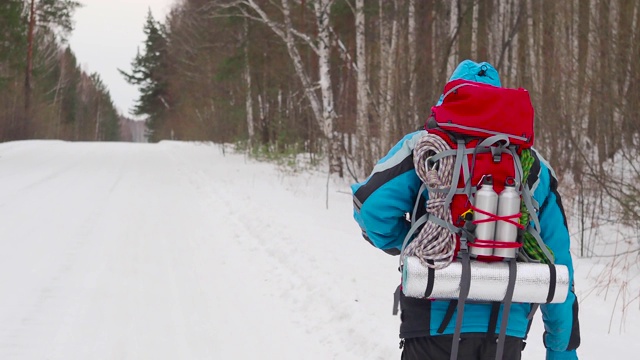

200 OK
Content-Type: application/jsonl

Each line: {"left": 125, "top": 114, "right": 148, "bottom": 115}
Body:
{"left": 470, "top": 205, "right": 525, "bottom": 229}
{"left": 468, "top": 239, "right": 523, "bottom": 249}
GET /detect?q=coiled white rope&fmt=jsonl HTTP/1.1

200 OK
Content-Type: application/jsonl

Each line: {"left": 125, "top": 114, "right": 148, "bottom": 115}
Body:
{"left": 402, "top": 133, "right": 457, "bottom": 269}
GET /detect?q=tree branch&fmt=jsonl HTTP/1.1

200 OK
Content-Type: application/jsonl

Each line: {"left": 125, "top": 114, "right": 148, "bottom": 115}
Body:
{"left": 497, "top": 1, "right": 526, "bottom": 71}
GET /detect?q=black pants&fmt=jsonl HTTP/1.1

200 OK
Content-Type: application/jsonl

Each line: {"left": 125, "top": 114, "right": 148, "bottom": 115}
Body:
{"left": 401, "top": 334, "right": 524, "bottom": 360}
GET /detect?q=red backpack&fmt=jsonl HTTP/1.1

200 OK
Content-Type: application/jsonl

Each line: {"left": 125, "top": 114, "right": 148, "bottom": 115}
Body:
{"left": 399, "top": 79, "right": 563, "bottom": 360}
{"left": 401, "top": 79, "right": 547, "bottom": 263}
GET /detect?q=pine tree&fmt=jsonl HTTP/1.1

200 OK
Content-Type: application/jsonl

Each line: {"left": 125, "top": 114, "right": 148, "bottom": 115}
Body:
{"left": 119, "top": 10, "right": 171, "bottom": 142}
{"left": 0, "top": 0, "right": 26, "bottom": 82}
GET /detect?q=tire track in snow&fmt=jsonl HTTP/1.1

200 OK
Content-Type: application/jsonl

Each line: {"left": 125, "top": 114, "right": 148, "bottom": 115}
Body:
{"left": 160, "top": 145, "right": 337, "bottom": 359}
{"left": 0, "top": 145, "right": 128, "bottom": 359}
{"left": 167, "top": 148, "right": 395, "bottom": 360}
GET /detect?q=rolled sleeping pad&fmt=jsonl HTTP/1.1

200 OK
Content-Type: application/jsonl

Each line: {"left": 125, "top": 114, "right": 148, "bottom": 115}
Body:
{"left": 402, "top": 256, "right": 569, "bottom": 303}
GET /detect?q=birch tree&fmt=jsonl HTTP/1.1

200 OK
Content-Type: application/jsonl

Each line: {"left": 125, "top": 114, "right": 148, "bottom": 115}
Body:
{"left": 220, "top": 0, "right": 343, "bottom": 174}
{"left": 355, "top": 0, "right": 370, "bottom": 173}
{"left": 243, "top": 18, "right": 255, "bottom": 150}
{"left": 407, "top": 0, "right": 417, "bottom": 126}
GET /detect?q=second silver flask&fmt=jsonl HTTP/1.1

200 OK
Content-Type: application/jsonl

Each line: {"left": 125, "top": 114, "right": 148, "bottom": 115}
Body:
{"left": 494, "top": 178, "right": 521, "bottom": 258}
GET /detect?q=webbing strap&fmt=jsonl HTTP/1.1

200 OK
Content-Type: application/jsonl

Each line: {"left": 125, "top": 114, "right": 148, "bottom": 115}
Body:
{"left": 476, "top": 134, "right": 510, "bottom": 151}
{"left": 527, "top": 304, "right": 539, "bottom": 320}
{"left": 464, "top": 135, "right": 509, "bottom": 203}
{"left": 412, "top": 183, "right": 427, "bottom": 223}
{"left": 400, "top": 185, "right": 429, "bottom": 268}
{"left": 546, "top": 263, "right": 557, "bottom": 303}
{"left": 428, "top": 149, "right": 458, "bottom": 163}
{"left": 486, "top": 302, "right": 501, "bottom": 341}
{"left": 400, "top": 213, "right": 429, "bottom": 267}
{"left": 437, "top": 300, "right": 458, "bottom": 334}
{"left": 424, "top": 260, "right": 436, "bottom": 297}
{"left": 461, "top": 148, "right": 473, "bottom": 203}
{"left": 521, "top": 185, "right": 555, "bottom": 263}
{"left": 393, "top": 285, "right": 401, "bottom": 315}
{"left": 495, "top": 259, "right": 517, "bottom": 360}
{"left": 530, "top": 225, "right": 554, "bottom": 264}
{"left": 426, "top": 214, "right": 461, "bottom": 236}
{"left": 443, "top": 141, "right": 466, "bottom": 208}
{"left": 509, "top": 146, "right": 524, "bottom": 194}
{"left": 449, "top": 252, "right": 471, "bottom": 360}
{"left": 428, "top": 146, "right": 494, "bottom": 164}
{"left": 437, "top": 122, "right": 531, "bottom": 144}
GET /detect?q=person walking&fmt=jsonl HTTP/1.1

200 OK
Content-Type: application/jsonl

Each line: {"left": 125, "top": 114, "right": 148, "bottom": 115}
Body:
{"left": 351, "top": 60, "right": 580, "bottom": 360}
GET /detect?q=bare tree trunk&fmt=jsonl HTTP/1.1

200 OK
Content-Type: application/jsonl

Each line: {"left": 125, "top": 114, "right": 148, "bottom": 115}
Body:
{"left": 313, "top": 0, "right": 341, "bottom": 176}
{"left": 516, "top": 0, "right": 530, "bottom": 88}
{"left": 492, "top": 0, "right": 507, "bottom": 68}
{"left": 577, "top": 0, "right": 589, "bottom": 101}
{"left": 622, "top": 0, "right": 640, "bottom": 145}
{"left": 527, "top": 0, "right": 539, "bottom": 94}
{"left": 355, "top": 0, "right": 371, "bottom": 173}
{"left": 243, "top": 19, "right": 255, "bottom": 150}
{"left": 378, "top": 0, "right": 391, "bottom": 151}
{"left": 476, "top": 0, "right": 492, "bottom": 62}
{"left": 440, "top": 1, "right": 467, "bottom": 81}
{"left": 408, "top": 0, "right": 418, "bottom": 126}
{"left": 24, "top": 0, "right": 36, "bottom": 139}
{"left": 94, "top": 99, "right": 101, "bottom": 141}
{"left": 541, "top": 0, "right": 560, "bottom": 164}
{"left": 386, "top": 1, "right": 399, "bottom": 137}
{"left": 443, "top": 0, "right": 462, "bottom": 79}
{"left": 257, "top": 94, "right": 267, "bottom": 145}
{"left": 314, "top": 0, "right": 336, "bottom": 137}
{"left": 53, "top": 53, "right": 66, "bottom": 139}
{"left": 471, "top": 0, "right": 479, "bottom": 59}
{"left": 458, "top": 0, "right": 474, "bottom": 61}
{"left": 378, "top": 0, "right": 399, "bottom": 151}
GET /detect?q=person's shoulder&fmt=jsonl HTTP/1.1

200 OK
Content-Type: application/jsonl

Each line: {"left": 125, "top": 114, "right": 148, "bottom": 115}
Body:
{"left": 528, "top": 148, "right": 560, "bottom": 202}
{"left": 401, "top": 130, "right": 427, "bottom": 144}
{"left": 530, "top": 148, "right": 558, "bottom": 180}
{"left": 396, "top": 130, "right": 427, "bottom": 152}
{"left": 376, "top": 130, "right": 426, "bottom": 164}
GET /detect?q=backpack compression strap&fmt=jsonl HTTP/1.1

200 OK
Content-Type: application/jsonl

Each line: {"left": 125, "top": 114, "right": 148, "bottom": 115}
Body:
{"left": 448, "top": 250, "right": 471, "bottom": 360}
{"left": 495, "top": 258, "right": 518, "bottom": 360}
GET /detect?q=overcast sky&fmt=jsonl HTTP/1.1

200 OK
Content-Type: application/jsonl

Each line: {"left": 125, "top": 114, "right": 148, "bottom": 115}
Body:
{"left": 68, "top": 0, "right": 178, "bottom": 119}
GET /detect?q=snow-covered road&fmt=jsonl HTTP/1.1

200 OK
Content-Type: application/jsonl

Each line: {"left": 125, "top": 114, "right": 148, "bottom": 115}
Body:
{"left": 0, "top": 141, "right": 399, "bottom": 359}
{"left": 0, "top": 141, "right": 637, "bottom": 359}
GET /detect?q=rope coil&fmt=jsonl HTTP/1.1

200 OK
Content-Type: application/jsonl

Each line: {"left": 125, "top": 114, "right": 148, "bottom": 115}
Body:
{"left": 403, "top": 134, "right": 457, "bottom": 269}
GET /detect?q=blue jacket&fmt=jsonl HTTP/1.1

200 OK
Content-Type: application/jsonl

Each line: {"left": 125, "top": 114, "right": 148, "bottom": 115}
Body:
{"left": 351, "top": 61, "right": 580, "bottom": 360}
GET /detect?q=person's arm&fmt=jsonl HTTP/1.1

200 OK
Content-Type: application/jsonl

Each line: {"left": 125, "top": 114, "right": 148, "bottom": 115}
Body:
{"left": 351, "top": 131, "right": 425, "bottom": 254}
{"left": 533, "top": 154, "right": 581, "bottom": 360}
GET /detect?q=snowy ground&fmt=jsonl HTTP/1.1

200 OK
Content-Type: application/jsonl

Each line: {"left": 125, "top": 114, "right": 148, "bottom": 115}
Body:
{"left": 0, "top": 140, "right": 637, "bottom": 359}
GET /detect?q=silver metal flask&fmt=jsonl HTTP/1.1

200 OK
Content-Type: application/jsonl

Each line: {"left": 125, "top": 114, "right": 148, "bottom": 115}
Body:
{"left": 494, "top": 178, "right": 521, "bottom": 258}
{"left": 471, "top": 175, "right": 498, "bottom": 257}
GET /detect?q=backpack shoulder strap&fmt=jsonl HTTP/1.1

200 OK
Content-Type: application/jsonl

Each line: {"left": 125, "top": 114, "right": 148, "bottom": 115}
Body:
{"left": 400, "top": 183, "right": 429, "bottom": 268}
{"left": 521, "top": 181, "right": 555, "bottom": 263}
{"left": 514, "top": 149, "right": 555, "bottom": 264}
